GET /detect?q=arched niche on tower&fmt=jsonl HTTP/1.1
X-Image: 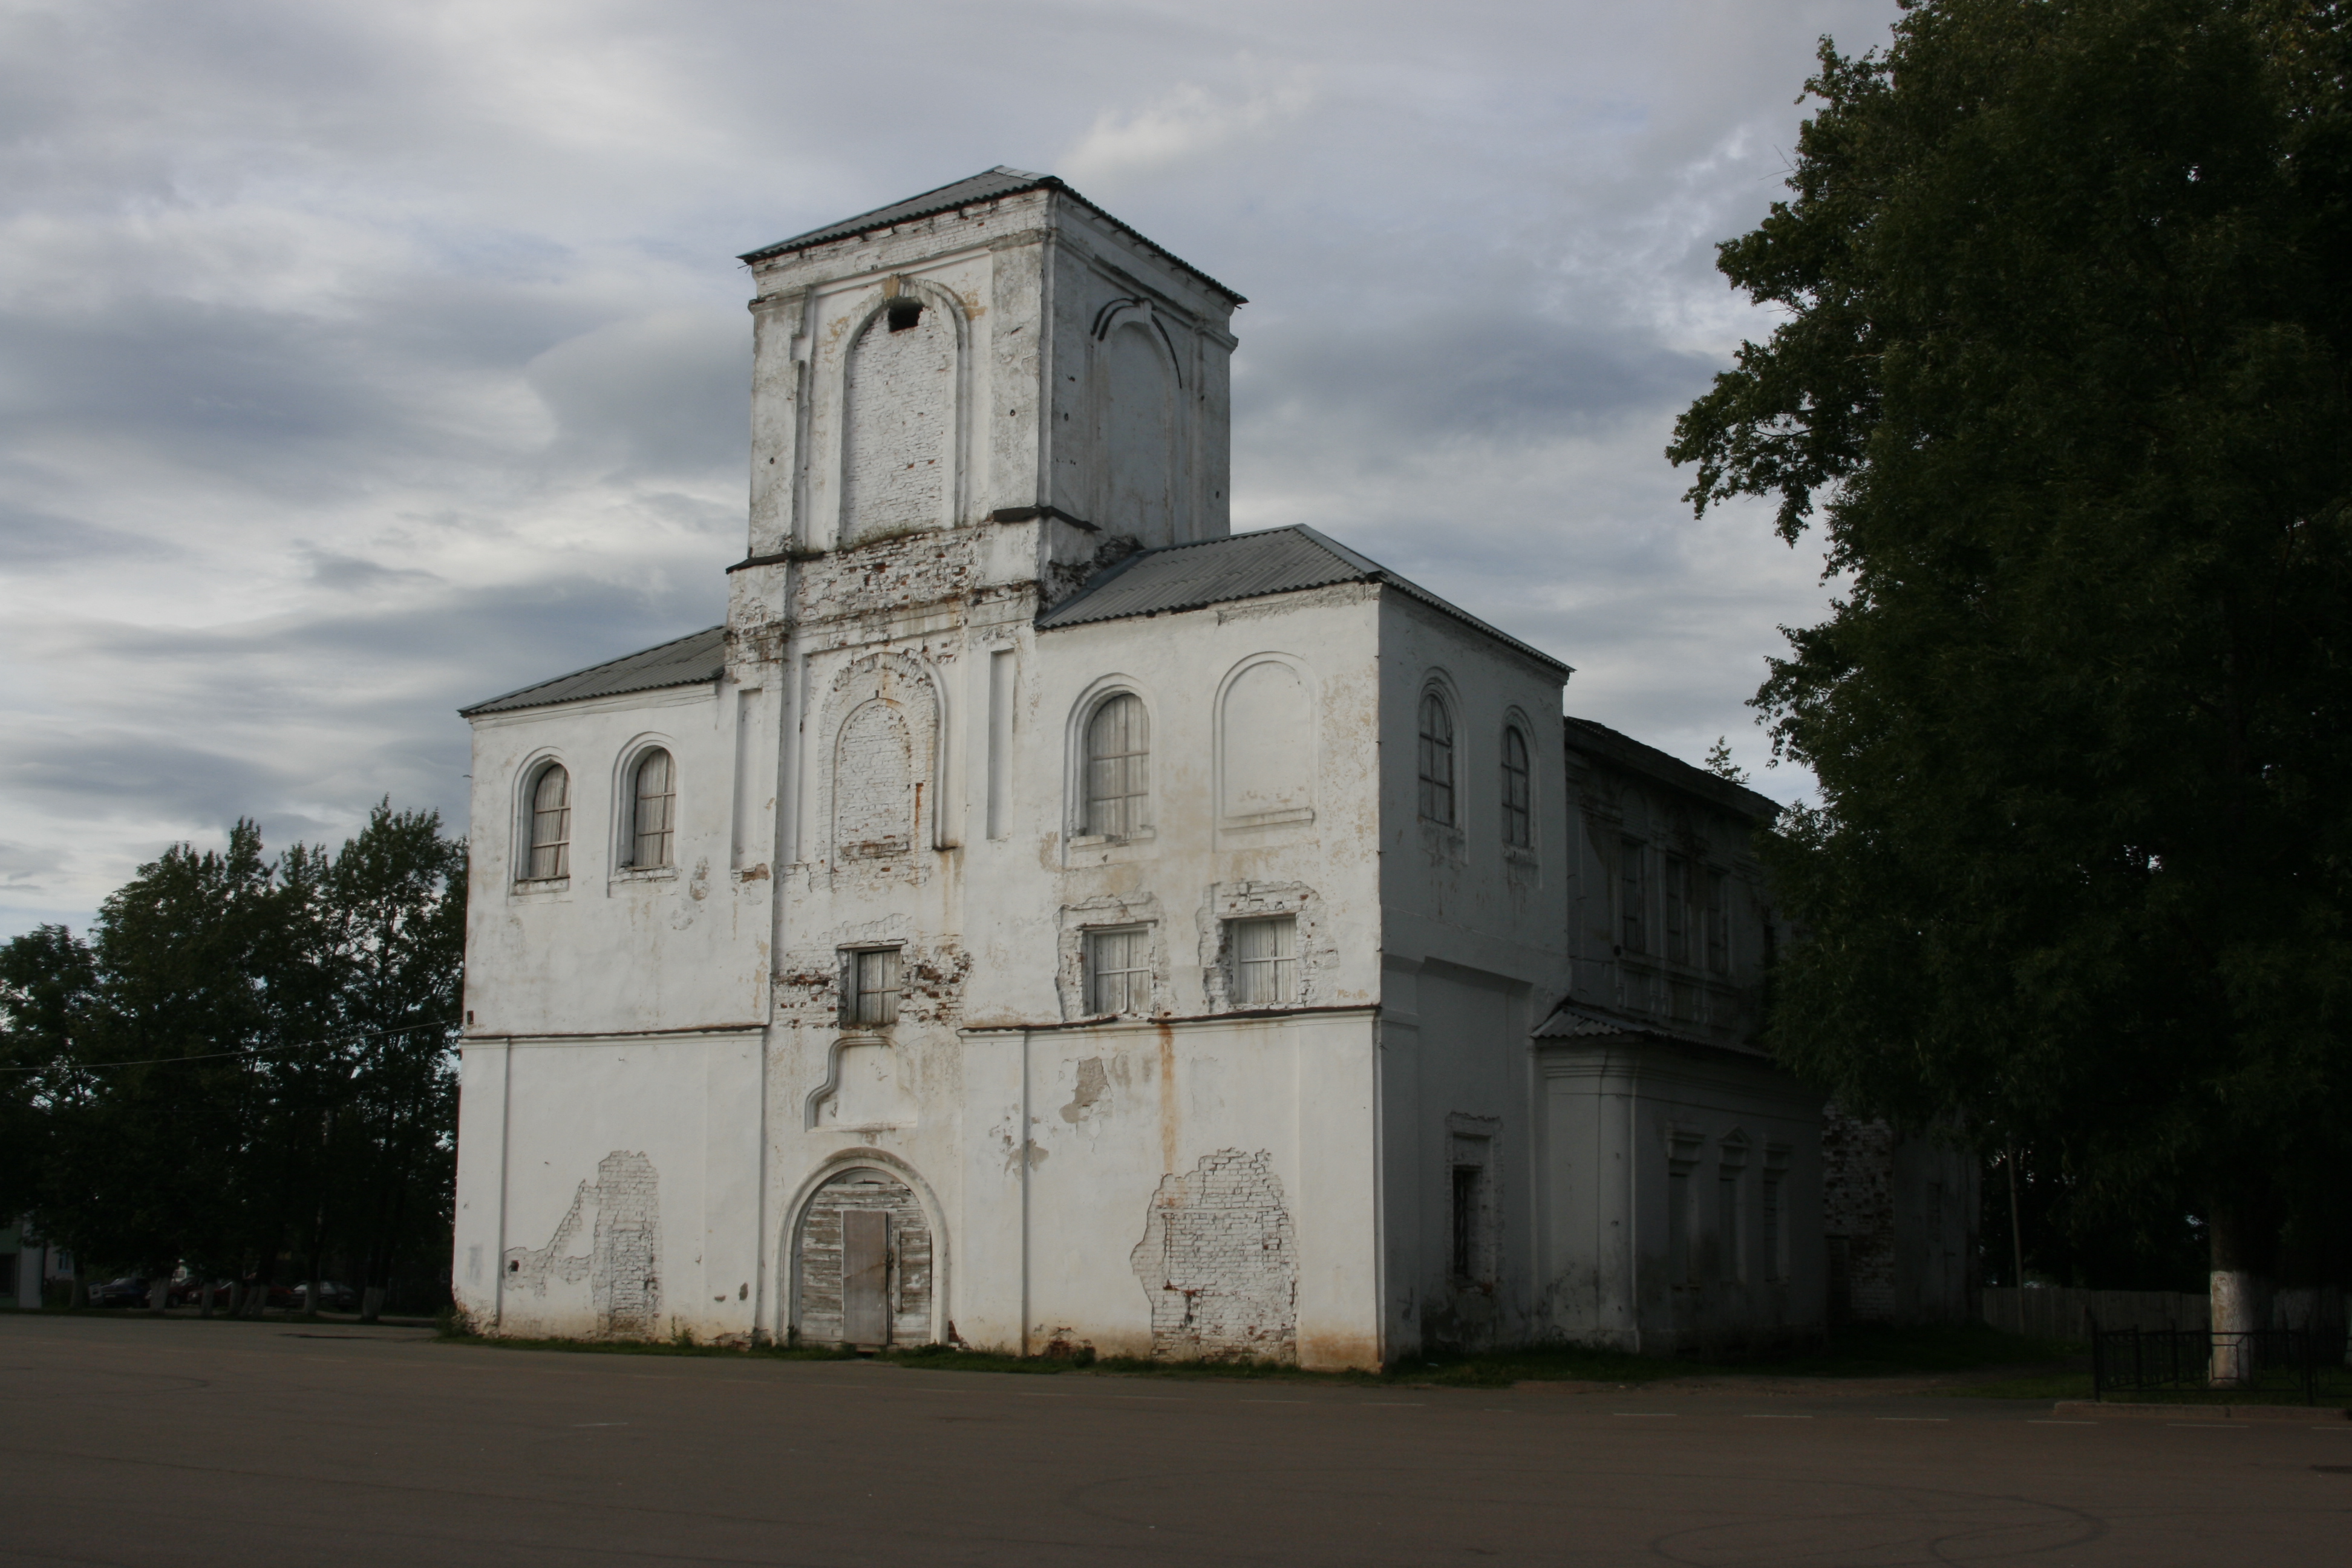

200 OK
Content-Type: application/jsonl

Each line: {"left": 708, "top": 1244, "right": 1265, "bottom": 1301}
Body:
{"left": 838, "top": 279, "right": 966, "bottom": 547}
{"left": 1091, "top": 299, "right": 1183, "bottom": 549}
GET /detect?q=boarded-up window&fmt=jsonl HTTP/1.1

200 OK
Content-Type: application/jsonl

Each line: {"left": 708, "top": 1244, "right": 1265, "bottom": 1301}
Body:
{"left": 835, "top": 701, "right": 913, "bottom": 858}
{"left": 842, "top": 298, "right": 952, "bottom": 541}
{"left": 1099, "top": 322, "right": 1176, "bottom": 547}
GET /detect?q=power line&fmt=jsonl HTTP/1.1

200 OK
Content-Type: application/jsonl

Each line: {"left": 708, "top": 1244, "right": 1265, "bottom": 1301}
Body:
{"left": 0, "top": 1016, "right": 461, "bottom": 1074}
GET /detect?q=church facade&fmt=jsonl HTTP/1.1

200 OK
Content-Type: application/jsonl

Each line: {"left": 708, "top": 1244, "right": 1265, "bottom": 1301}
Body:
{"left": 450, "top": 169, "right": 1881, "bottom": 1367}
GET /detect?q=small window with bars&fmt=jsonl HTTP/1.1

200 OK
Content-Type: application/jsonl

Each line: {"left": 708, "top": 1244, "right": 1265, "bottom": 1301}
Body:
{"left": 1086, "top": 926, "right": 1152, "bottom": 1016}
{"left": 1501, "top": 725, "right": 1531, "bottom": 848}
{"left": 1229, "top": 916, "right": 1298, "bottom": 1007}
{"left": 841, "top": 947, "right": 901, "bottom": 1028}
{"left": 1417, "top": 692, "right": 1455, "bottom": 825}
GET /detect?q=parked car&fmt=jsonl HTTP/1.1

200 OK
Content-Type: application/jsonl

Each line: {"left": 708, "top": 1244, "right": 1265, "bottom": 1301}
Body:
{"left": 290, "top": 1281, "right": 358, "bottom": 1312}
{"left": 238, "top": 1276, "right": 300, "bottom": 1310}
{"left": 88, "top": 1276, "right": 152, "bottom": 1307}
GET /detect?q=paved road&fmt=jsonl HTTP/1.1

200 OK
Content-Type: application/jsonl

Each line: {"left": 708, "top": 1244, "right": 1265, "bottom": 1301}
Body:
{"left": 2, "top": 1316, "right": 2347, "bottom": 1565}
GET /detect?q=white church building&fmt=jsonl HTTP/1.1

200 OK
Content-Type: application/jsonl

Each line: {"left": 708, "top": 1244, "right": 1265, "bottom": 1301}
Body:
{"left": 450, "top": 169, "right": 1947, "bottom": 1368}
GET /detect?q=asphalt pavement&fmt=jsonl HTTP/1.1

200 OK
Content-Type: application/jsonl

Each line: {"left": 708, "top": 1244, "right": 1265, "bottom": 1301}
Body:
{"left": 2, "top": 1315, "right": 2347, "bottom": 1565}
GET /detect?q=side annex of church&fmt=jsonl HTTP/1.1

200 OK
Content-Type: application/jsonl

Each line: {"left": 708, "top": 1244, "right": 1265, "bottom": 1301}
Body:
{"left": 451, "top": 169, "right": 1968, "bottom": 1366}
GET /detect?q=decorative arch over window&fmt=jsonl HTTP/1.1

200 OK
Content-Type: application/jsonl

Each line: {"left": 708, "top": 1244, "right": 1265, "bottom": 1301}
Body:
{"left": 1417, "top": 690, "right": 1456, "bottom": 826}
{"left": 1083, "top": 691, "right": 1150, "bottom": 840}
{"left": 1501, "top": 724, "right": 1532, "bottom": 848}
{"left": 626, "top": 748, "right": 676, "bottom": 869}
{"left": 524, "top": 762, "right": 571, "bottom": 881}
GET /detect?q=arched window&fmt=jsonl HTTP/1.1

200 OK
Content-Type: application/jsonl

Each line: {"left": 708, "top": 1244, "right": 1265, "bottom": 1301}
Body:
{"left": 1417, "top": 692, "right": 1455, "bottom": 825}
{"left": 526, "top": 763, "right": 570, "bottom": 880}
{"left": 628, "top": 749, "right": 675, "bottom": 869}
{"left": 1083, "top": 693, "right": 1149, "bottom": 839}
{"left": 1501, "top": 726, "right": 1531, "bottom": 848}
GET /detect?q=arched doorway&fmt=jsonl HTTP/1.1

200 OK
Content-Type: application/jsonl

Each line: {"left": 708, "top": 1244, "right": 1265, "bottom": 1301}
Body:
{"left": 793, "top": 1166, "right": 934, "bottom": 1348}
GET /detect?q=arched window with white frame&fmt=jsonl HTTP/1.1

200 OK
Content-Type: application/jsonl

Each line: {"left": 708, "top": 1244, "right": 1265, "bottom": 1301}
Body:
{"left": 1501, "top": 725, "right": 1531, "bottom": 848}
{"left": 1417, "top": 691, "right": 1455, "bottom": 825}
{"left": 524, "top": 763, "right": 570, "bottom": 881}
{"left": 1083, "top": 692, "right": 1149, "bottom": 840}
{"left": 626, "top": 748, "right": 676, "bottom": 869}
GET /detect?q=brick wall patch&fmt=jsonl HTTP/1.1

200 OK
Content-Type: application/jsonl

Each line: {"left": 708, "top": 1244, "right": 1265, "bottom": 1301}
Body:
{"left": 1129, "top": 1149, "right": 1298, "bottom": 1363}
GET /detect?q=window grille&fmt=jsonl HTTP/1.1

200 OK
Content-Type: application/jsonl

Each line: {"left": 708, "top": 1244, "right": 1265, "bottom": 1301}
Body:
{"left": 1664, "top": 854, "right": 1690, "bottom": 965}
{"left": 1086, "top": 926, "right": 1152, "bottom": 1016}
{"left": 1619, "top": 838, "right": 1645, "bottom": 953}
{"left": 527, "top": 765, "right": 570, "bottom": 880}
{"left": 1417, "top": 693, "right": 1454, "bottom": 825}
{"left": 1083, "top": 693, "right": 1149, "bottom": 840}
{"left": 1501, "top": 726, "right": 1530, "bottom": 847}
{"left": 629, "top": 749, "right": 675, "bottom": 869}
{"left": 843, "top": 947, "right": 901, "bottom": 1028}
{"left": 1229, "top": 915, "right": 1297, "bottom": 1006}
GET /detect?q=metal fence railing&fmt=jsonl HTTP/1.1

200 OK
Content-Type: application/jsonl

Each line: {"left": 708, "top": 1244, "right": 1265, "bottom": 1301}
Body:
{"left": 2091, "top": 1319, "right": 2352, "bottom": 1405}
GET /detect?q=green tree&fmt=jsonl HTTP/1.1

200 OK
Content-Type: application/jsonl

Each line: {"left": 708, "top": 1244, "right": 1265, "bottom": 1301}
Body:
{"left": 1669, "top": 0, "right": 2352, "bottom": 1342}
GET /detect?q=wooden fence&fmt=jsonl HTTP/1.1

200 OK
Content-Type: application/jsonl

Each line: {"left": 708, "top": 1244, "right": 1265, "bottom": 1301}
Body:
{"left": 1980, "top": 1287, "right": 2209, "bottom": 1341}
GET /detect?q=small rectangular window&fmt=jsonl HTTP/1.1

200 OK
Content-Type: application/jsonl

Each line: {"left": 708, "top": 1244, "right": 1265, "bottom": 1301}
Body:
{"left": 843, "top": 947, "right": 900, "bottom": 1028}
{"left": 1086, "top": 926, "right": 1152, "bottom": 1016}
{"left": 1705, "top": 872, "right": 1730, "bottom": 974}
{"left": 1762, "top": 1173, "right": 1785, "bottom": 1283}
{"left": 1620, "top": 839, "right": 1647, "bottom": 953}
{"left": 1664, "top": 854, "right": 1690, "bottom": 965}
{"left": 1229, "top": 916, "right": 1297, "bottom": 1007}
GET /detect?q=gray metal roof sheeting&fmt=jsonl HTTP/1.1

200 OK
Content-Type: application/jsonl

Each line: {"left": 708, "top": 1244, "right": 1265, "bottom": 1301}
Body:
{"left": 1529, "top": 999, "right": 1756, "bottom": 1055}
{"left": 1038, "top": 525, "right": 1570, "bottom": 676}
{"left": 739, "top": 166, "right": 1246, "bottom": 303}
{"left": 462, "top": 626, "right": 727, "bottom": 717}
{"left": 1563, "top": 714, "right": 1780, "bottom": 823}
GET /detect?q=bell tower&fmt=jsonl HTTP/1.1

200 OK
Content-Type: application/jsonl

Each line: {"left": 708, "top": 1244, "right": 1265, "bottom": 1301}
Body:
{"left": 733, "top": 168, "right": 1242, "bottom": 587}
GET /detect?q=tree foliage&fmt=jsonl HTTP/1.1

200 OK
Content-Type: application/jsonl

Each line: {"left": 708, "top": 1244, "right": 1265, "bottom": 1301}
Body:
{"left": 1670, "top": 0, "right": 2352, "bottom": 1277}
{"left": 0, "top": 804, "right": 463, "bottom": 1295}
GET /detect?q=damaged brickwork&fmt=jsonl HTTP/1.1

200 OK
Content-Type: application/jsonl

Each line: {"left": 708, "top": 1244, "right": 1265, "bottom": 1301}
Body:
{"left": 503, "top": 1150, "right": 662, "bottom": 1339}
{"left": 795, "top": 1167, "right": 934, "bottom": 1347}
{"left": 1130, "top": 1149, "right": 1298, "bottom": 1363}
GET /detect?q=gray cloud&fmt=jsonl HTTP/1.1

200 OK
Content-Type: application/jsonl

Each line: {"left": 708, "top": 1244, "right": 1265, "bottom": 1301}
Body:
{"left": 0, "top": 0, "right": 1904, "bottom": 935}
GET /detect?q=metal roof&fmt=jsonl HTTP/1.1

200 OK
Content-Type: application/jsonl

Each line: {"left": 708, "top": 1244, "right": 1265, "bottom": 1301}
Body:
{"left": 461, "top": 626, "right": 726, "bottom": 717}
{"left": 739, "top": 166, "right": 1246, "bottom": 304}
{"left": 1563, "top": 714, "right": 1781, "bottom": 823}
{"left": 1529, "top": 999, "right": 1757, "bottom": 1056}
{"left": 1037, "top": 526, "right": 1570, "bottom": 676}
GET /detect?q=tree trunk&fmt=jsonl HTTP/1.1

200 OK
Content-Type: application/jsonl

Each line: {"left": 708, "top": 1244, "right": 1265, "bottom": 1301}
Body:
{"left": 2209, "top": 1204, "right": 2269, "bottom": 1388}
{"left": 361, "top": 1285, "right": 384, "bottom": 1324}
{"left": 198, "top": 1280, "right": 214, "bottom": 1318}
{"left": 146, "top": 1276, "right": 169, "bottom": 1313}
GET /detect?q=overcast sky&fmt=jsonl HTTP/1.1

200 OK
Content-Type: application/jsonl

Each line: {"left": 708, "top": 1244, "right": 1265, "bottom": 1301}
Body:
{"left": 0, "top": 0, "right": 1903, "bottom": 937}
